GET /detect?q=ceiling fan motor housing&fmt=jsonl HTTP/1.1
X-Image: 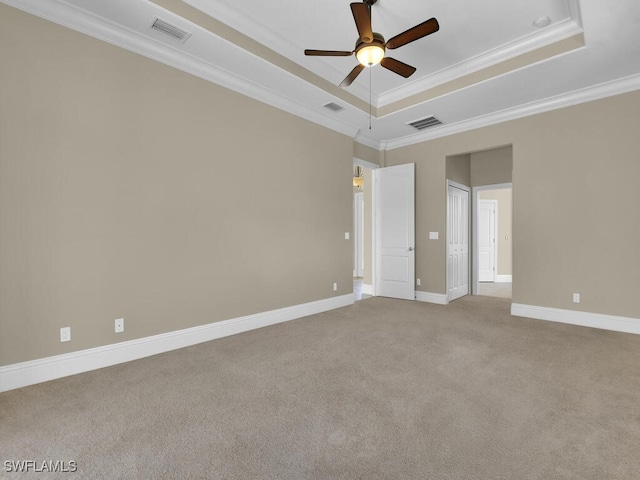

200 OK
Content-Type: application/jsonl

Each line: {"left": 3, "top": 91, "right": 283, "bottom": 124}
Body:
{"left": 355, "top": 32, "right": 385, "bottom": 52}
{"left": 355, "top": 32, "right": 386, "bottom": 66}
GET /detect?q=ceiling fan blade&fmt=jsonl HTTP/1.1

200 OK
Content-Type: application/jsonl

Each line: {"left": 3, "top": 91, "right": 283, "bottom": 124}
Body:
{"left": 340, "top": 64, "right": 365, "bottom": 87}
{"left": 380, "top": 57, "right": 417, "bottom": 78}
{"left": 351, "top": 3, "right": 373, "bottom": 44}
{"left": 305, "top": 49, "right": 353, "bottom": 56}
{"left": 386, "top": 18, "right": 439, "bottom": 50}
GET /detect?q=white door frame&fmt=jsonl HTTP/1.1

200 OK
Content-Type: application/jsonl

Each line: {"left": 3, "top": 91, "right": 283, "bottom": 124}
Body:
{"left": 353, "top": 192, "right": 364, "bottom": 277}
{"left": 447, "top": 180, "right": 470, "bottom": 302}
{"left": 471, "top": 182, "right": 512, "bottom": 295}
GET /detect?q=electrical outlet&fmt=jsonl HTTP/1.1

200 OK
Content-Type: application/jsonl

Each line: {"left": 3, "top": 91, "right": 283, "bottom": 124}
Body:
{"left": 416, "top": 278, "right": 421, "bottom": 286}
{"left": 333, "top": 283, "right": 338, "bottom": 291}
{"left": 115, "top": 318, "right": 124, "bottom": 333}
{"left": 573, "top": 293, "right": 580, "bottom": 303}
{"left": 60, "top": 327, "right": 71, "bottom": 343}
{"left": 344, "top": 232, "right": 350, "bottom": 240}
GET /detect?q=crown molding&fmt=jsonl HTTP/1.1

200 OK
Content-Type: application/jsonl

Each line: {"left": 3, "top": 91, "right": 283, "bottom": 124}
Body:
{"left": 385, "top": 72, "right": 640, "bottom": 151}
{"left": 182, "top": 0, "right": 373, "bottom": 104}
{"left": 567, "top": 0, "right": 583, "bottom": 28}
{"left": 377, "top": 17, "right": 584, "bottom": 107}
{"left": 2, "top": 0, "right": 360, "bottom": 139}
{"left": 182, "top": 0, "right": 585, "bottom": 110}
{"left": 6, "top": 0, "right": 636, "bottom": 154}
{"left": 353, "top": 131, "right": 384, "bottom": 151}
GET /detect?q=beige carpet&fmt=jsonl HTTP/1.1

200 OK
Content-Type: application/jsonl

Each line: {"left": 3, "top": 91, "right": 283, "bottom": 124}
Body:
{"left": 2, "top": 295, "right": 640, "bottom": 479}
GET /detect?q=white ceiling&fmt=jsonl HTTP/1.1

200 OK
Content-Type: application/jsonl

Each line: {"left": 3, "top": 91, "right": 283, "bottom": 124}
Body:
{"left": 5, "top": 0, "right": 640, "bottom": 149}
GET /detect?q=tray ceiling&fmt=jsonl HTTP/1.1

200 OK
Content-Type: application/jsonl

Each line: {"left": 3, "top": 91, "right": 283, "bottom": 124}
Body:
{"left": 4, "top": 0, "right": 640, "bottom": 149}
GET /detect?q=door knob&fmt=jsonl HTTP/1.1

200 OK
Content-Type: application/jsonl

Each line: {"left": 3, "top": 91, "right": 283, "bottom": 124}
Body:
{"left": 409, "top": 247, "right": 414, "bottom": 251}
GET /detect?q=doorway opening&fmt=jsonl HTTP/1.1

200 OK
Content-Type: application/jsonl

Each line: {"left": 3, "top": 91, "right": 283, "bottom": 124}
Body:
{"left": 473, "top": 183, "right": 512, "bottom": 299}
{"left": 446, "top": 144, "right": 513, "bottom": 302}
{"left": 352, "top": 158, "right": 378, "bottom": 302}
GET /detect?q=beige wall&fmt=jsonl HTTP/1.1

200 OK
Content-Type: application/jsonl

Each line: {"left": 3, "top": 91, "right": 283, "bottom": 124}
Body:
{"left": 0, "top": 5, "right": 353, "bottom": 365}
{"left": 479, "top": 189, "right": 512, "bottom": 276}
{"left": 354, "top": 142, "right": 383, "bottom": 167}
{"left": 470, "top": 146, "right": 513, "bottom": 186}
{"left": 386, "top": 91, "right": 640, "bottom": 320}
{"left": 446, "top": 154, "right": 471, "bottom": 186}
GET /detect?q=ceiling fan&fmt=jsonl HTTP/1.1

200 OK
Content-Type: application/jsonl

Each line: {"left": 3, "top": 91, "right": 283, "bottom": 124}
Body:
{"left": 304, "top": 0, "right": 439, "bottom": 87}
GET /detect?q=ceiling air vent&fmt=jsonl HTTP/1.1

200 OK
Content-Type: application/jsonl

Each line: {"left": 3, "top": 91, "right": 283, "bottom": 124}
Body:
{"left": 150, "top": 18, "right": 192, "bottom": 43}
{"left": 408, "top": 116, "right": 443, "bottom": 131}
{"left": 323, "top": 102, "right": 345, "bottom": 113}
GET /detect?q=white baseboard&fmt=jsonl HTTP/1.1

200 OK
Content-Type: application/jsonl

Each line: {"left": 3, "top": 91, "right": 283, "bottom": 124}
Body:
{"left": 496, "top": 275, "right": 513, "bottom": 283}
{"left": 511, "top": 303, "right": 640, "bottom": 335}
{"left": 362, "top": 284, "right": 374, "bottom": 295}
{"left": 0, "top": 294, "right": 354, "bottom": 393}
{"left": 415, "top": 291, "right": 449, "bottom": 305}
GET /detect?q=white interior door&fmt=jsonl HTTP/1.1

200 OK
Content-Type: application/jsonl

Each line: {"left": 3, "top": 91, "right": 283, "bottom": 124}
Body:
{"left": 478, "top": 200, "right": 497, "bottom": 282}
{"left": 447, "top": 183, "right": 469, "bottom": 301}
{"left": 375, "top": 163, "right": 415, "bottom": 300}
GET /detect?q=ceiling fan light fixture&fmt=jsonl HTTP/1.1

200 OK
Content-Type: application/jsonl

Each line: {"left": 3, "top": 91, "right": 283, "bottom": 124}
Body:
{"left": 356, "top": 33, "right": 385, "bottom": 66}
{"left": 357, "top": 44, "right": 385, "bottom": 66}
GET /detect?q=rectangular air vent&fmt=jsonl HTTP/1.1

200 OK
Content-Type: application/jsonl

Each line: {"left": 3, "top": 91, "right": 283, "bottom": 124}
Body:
{"left": 408, "top": 116, "right": 443, "bottom": 131}
{"left": 323, "top": 102, "right": 344, "bottom": 113}
{"left": 150, "top": 18, "right": 192, "bottom": 43}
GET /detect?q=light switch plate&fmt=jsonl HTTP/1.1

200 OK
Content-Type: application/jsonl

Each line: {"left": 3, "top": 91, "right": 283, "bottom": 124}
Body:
{"left": 429, "top": 232, "right": 439, "bottom": 240}
{"left": 345, "top": 232, "right": 350, "bottom": 240}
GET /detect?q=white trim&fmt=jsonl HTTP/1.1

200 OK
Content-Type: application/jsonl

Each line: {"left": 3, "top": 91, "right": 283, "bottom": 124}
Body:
{"left": 447, "top": 179, "right": 470, "bottom": 192}
{"left": 511, "top": 303, "right": 640, "bottom": 336}
{"left": 416, "top": 291, "right": 449, "bottom": 305}
{"left": 378, "top": 17, "right": 583, "bottom": 107}
{"left": 496, "top": 275, "right": 513, "bottom": 283}
{"left": 362, "top": 284, "right": 374, "bottom": 295}
{"left": 0, "top": 294, "right": 354, "bottom": 393}
{"left": 354, "top": 192, "right": 364, "bottom": 278}
{"left": 353, "top": 157, "right": 380, "bottom": 171}
{"left": 385, "top": 73, "right": 640, "bottom": 150}
{"left": 188, "top": 1, "right": 582, "bottom": 109}
{"left": 354, "top": 132, "right": 384, "bottom": 151}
